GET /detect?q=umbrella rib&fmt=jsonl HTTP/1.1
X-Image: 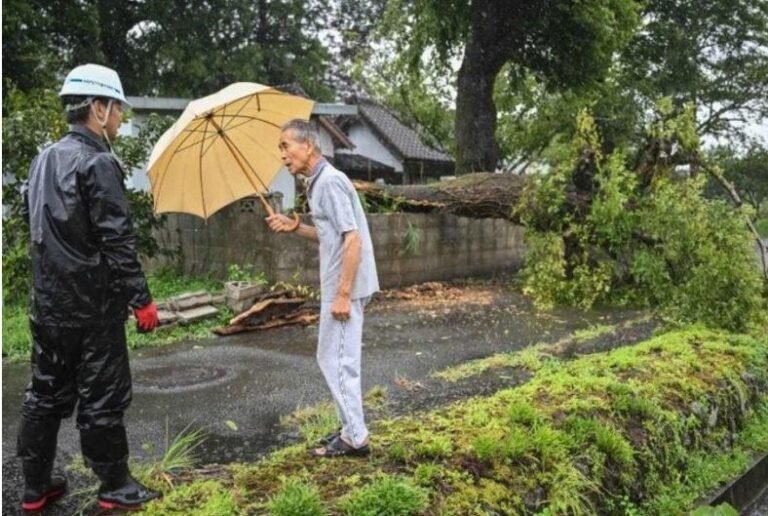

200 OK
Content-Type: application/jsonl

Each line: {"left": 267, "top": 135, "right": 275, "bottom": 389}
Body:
{"left": 215, "top": 113, "right": 283, "bottom": 128}
{"left": 208, "top": 89, "right": 289, "bottom": 119}
{"left": 226, "top": 130, "right": 272, "bottom": 192}
{"left": 201, "top": 132, "right": 218, "bottom": 157}
{"left": 170, "top": 119, "right": 212, "bottom": 156}
{"left": 175, "top": 131, "right": 218, "bottom": 154}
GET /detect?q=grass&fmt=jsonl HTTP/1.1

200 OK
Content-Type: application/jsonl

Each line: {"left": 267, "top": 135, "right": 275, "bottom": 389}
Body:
{"left": 431, "top": 316, "right": 651, "bottom": 382}
{"left": 137, "top": 326, "right": 768, "bottom": 515}
{"left": 1, "top": 270, "right": 226, "bottom": 361}
{"left": 1, "top": 303, "right": 32, "bottom": 359}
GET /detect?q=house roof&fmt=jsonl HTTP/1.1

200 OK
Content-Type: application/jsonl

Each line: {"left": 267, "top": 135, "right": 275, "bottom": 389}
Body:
{"left": 331, "top": 152, "right": 399, "bottom": 184}
{"left": 345, "top": 98, "right": 453, "bottom": 164}
{"left": 332, "top": 152, "right": 395, "bottom": 174}
{"left": 274, "top": 83, "right": 354, "bottom": 150}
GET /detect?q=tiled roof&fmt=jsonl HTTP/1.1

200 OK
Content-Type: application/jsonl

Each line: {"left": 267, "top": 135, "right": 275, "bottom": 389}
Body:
{"left": 355, "top": 99, "right": 453, "bottom": 163}
{"left": 332, "top": 152, "right": 395, "bottom": 173}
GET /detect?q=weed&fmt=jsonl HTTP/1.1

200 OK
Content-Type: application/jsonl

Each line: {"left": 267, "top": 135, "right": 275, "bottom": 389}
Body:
{"left": 337, "top": 475, "right": 429, "bottom": 516}
{"left": 143, "top": 480, "right": 238, "bottom": 515}
{"left": 412, "top": 463, "right": 444, "bottom": 486}
{"left": 364, "top": 385, "right": 388, "bottom": 411}
{"left": 414, "top": 434, "right": 453, "bottom": 459}
{"left": 387, "top": 441, "right": 409, "bottom": 462}
{"left": 280, "top": 402, "right": 338, "bottom": 445}
{"left": 545, "top": 462, "right": 599, "bottom": 516}
{"left": 530, "top": 425, "right": 571, "bottom": 466}
{"left": 267, "top": 478, "right": 327, "bottom": 516}
{"left": 402, "top": 221, "right": 421, "bottom": 256}
{"left": 155, "top": 420, "right": 207, "bottom": 475}
{"left": 472, "top": 434, "right": 501, "bottom": 462}
{"left": 507, "top": 401, "right": 539, "bottom": 426}
{"left": 594, "top": 424, "right": 635, "bottom": 469}
{"left": 502, "top": 427, "right": 532, "bottom": 461}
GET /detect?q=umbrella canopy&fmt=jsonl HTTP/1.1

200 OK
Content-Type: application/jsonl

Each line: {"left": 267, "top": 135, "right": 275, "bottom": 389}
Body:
{"left": 147, "top": 82, "right": 314, "bottom": 219}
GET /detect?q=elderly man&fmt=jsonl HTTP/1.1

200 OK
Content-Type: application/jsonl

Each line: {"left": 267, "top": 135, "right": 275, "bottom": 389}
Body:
{"left": 17, "top": 63, "right": 160, "bottom": 511}
{"left": 267, "top": 119, "right": 379, "bottom": 457}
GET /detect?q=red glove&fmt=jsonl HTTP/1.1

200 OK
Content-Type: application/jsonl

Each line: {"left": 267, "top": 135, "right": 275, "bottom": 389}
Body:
{"left": 134, "top": 301, "right": 159, "bottom": 332}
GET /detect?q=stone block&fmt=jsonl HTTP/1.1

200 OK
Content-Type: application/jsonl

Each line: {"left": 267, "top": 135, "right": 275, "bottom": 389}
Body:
{"left": 168, "top": 291, "right": 213, "bottom": 311}
{"left": 158, "top": 309, "right": 179, "bottom": 325}
{"left": 176, "top": 305, "right": 219, "bottom": 323}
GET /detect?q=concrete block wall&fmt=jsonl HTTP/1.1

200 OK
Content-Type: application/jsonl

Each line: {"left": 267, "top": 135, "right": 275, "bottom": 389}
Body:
{"left": 149, "top": 197, "right": 526, "bottom": 288}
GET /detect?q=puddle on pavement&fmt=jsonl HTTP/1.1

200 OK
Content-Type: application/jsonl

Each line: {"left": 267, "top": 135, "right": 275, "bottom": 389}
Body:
{"left": 133, "top": 365, "right": 235, "bottom": 393}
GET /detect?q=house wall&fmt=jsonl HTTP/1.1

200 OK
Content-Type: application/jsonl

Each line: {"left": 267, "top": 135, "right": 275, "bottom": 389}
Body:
{"left": 118, "top": 114, "right": 152, "bottom": 192}
{"left": 318, "top": 125, "right": 335, "bottom": 157}
{"left": 346, "top": 123, "right": 404, "bottom": 173}
{"left": 148, "top": 201, "right": 526, "bottom": 288}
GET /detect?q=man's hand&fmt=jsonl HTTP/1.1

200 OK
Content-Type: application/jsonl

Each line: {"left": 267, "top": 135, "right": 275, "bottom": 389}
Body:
{"left": 134, "top": 301, "right": 159, "bottom": 332}
{"left": 266, "top": 213, "right": 297, "bottom": 233}
{"left": 331, "top": 294, "right": 352, "bottom": 321}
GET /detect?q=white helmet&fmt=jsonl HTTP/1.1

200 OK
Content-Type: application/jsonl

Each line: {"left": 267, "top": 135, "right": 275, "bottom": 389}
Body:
{"left": 59, "top": 64, "right": 130, "bottom": 106}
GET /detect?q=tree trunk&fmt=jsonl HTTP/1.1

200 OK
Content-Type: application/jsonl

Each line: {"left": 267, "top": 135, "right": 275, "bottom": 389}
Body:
{"left": 454, "top": 3, "right": 506, "bottom": 174}
{"left": 455, "top": 54, "right": 504, "bottom": 173}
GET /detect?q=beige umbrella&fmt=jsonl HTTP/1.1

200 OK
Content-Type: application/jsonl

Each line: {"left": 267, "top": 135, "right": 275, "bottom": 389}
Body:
{"left": 147, "top": 82, "right": 313, "bottom": 224}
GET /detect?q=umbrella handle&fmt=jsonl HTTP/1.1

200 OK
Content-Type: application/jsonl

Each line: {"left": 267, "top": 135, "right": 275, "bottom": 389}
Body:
{"left": 257, "top": 193, "right": 300, "bottom": 231}
{"left": 286, "top": 212, "right": 301, "bottom": 232}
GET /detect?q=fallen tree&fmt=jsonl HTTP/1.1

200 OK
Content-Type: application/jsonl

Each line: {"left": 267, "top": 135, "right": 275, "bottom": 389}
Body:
{"left": 353, "top": 173, "right": 589, "bottom": 223}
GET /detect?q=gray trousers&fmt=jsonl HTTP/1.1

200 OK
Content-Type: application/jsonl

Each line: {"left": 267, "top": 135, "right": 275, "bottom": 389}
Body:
{"left": 317, "top": 298, "right": 369, "bottom": 447}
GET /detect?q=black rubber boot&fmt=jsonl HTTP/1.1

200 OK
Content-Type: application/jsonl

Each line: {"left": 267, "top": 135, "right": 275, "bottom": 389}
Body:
{"left": 18, "top": 416, "right": 66, "bottom": 512}
{"left": 93, "top": 461, "right": 161, "bottom": 511}
{"left": 21, "top": 460, "right": 67, "bottom": 512}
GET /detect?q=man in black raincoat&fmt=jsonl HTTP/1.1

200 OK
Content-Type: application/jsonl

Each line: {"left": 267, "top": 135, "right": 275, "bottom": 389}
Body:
{"left": 17, "top": 64, "right": 161, "bottom": 512}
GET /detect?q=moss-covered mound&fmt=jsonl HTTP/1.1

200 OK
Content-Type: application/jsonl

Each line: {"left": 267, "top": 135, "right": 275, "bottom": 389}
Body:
{"left": 143, "top": 327, "right": 768, "bottom": 515}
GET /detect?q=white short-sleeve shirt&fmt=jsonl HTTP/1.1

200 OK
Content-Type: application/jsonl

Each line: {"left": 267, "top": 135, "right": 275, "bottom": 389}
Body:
{"left": 308, "top": 162, "right": 379, "bottom": 302}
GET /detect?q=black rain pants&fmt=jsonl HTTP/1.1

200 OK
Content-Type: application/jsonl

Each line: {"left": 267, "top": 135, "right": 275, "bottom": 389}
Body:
{"left": 17, "top": 321, "right": 132, "bottom": 473}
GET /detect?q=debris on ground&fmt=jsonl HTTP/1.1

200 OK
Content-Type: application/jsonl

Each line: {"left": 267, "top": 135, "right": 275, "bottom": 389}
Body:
{"left": 214, "top": 290, "right": 319, "bottom": 336}
{"left": 378, "top": 281, "right": 495, "bottom": 310}
{"left": 381, "top": 281, "right": 465, "bottom": 301}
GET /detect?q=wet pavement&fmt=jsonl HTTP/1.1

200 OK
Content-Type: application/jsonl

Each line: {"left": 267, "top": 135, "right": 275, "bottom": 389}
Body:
{"left": 2, "top": 284, "right": 641, "bottom": 514}
{"left": 746, "top": 488, "right": 768, "bottom": 516}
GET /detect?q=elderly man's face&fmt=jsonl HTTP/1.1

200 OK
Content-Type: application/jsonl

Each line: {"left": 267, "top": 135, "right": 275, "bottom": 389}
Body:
{"left": 278, "top": 129, "right": 313, "bottom": 176}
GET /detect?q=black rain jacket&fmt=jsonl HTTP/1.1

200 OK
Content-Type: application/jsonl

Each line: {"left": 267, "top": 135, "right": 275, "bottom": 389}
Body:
{"left": 22, "top": 125, "right": 152, "bottom": 326}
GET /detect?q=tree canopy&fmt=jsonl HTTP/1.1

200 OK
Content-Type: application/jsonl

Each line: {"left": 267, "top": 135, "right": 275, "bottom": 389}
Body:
{"left": 375, "top": 0, "right": 640, "bottom": 173}
{"left": 2, "top": 0, "right": 335, "bottom": 100}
